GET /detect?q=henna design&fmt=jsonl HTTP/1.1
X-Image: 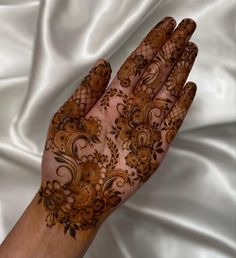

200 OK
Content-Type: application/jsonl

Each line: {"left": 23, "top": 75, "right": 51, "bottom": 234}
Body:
{"left": 117, "top": 54, "right": 148, "bottom": 88}
{"left": 46, "top": 62, "right": 111, "bottom": 151}
{"left": 110, "top": 91, "right": 170, "bottom": 182}
{"left": 117, "top": 16, "right": 176, "bottom": 88}
{"left": 39, "top": 18, "right": 198, "bottom": 239}
{"left": 39, "top": 146, "right": 131, "bottom": 236}
{"left": 75, "top": 60, "right": 111, "bottom": 115}
{"left": 40, "top": 105, "right": 133, "bottom": 237}
{"left": 61, "top": 61, "right": 111, "bottom": 118}
{"left": 164, "top": 42, "right": 198, "bottom": 97}
{"left": 134, "top": 19, "right": 196, "bottom": 98}
{"left": 39, "top": 62, "right": 134, "bottom": 238}
{"left": 161, "top": 83, "right": 196, "bottom": 144}
{"left": 99, "top": 88, "right": 128, "bottom": 110}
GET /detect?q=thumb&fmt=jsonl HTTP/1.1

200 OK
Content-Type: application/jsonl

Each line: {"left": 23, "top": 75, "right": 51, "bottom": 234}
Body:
{"left": 65, "top": 59, "right": 112, "bottom": 117}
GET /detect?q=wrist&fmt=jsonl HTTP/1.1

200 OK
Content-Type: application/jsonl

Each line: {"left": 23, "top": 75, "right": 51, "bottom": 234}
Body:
{"left": 0, "top": 189, "right": 102, "bottom": 258}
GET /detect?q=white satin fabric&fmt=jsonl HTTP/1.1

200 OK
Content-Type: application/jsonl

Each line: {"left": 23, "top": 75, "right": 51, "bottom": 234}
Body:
{"left": 0, "top": 0, "right": 235, "bottom": 257}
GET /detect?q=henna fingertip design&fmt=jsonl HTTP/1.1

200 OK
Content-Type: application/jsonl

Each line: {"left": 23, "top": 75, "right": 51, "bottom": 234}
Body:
{"left": 180, "top": 18, "right": 197, "bottom": 34}
{"left": 184, "top": 81, "right": 197, "bottom": 96}
{"left": 155, "top": 16, "right": 176, "bottom": 30}
{"left": 95, "top": 58, "right": 112, "bottom": 71}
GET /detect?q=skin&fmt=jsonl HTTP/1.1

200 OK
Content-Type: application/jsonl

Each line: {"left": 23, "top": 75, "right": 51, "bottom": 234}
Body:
{"left": 0, "top": 17, "right": 198, "bottom": 258}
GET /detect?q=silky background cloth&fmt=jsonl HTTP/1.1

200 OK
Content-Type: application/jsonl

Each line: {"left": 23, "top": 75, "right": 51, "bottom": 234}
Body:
{"left": 0, "top": 0, "right": 235, "bottom": 257}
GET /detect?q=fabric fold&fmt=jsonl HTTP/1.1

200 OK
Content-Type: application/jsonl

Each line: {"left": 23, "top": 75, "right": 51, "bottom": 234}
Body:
{"left": 0, "top": 0, "right": 235, "bottom": 257}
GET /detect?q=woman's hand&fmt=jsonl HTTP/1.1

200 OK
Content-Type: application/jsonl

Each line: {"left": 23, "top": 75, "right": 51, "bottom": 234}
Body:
{"left": 39, "top": 16, "right": 198, "bottom": 239}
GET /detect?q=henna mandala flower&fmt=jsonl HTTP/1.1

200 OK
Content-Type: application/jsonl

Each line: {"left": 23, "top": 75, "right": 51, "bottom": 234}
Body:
{"left": 84, "top": 116, "right": 102, "bottom": 137}
{"left": 125, "top": 146, "right": 159, "bottom": 182}
{"left": 64, "top": 120, "right": 78, "bottom": 133}
{"left": 39, "top": 181, "right": 73, "bottom": 227}
{"left": 137, "top": 147, "right": 152, "bottom": 163}
{"left": 71, "top": 182, "right": 96, "bottom": 207}
{"left": 137, "top": 163, "right": 151, "bottom": 176}
{"left": 79, "top": 157, "right": 102, "bottom": 186}
{"left": 125, "top": 153, "right": 139, "bottom": 168}
{"left": 53, "top": 131, "right": 69, "bottom": 150}
{"left": 130, "top": 108, "right": 143, "bottom": 126}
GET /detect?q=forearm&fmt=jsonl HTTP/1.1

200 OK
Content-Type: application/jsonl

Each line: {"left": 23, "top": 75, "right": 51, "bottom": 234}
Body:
{"left": 0, "top": 190, "right": 101, "bottom": 258}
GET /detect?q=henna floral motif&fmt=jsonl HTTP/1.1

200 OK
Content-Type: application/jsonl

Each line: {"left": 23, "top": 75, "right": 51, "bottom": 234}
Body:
{"left": 39, "top": 17, "right": 198, "bottom": 239}
{"left": 110, "top": 91, "right": 170, "bottom": 182}
{"left": 39, "top": 140, "right": 131, "bottom": 237}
